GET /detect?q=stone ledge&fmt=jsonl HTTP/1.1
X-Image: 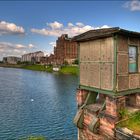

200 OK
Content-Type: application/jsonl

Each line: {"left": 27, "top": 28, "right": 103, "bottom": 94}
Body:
{"left": 115, "top": 128, "right": 140, "bottom": 140}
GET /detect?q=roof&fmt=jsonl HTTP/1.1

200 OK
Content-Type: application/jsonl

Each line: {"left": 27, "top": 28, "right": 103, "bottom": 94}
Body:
{"left": 72, "top": 27, "right": 140, "bottom": 42}
{"left": 22, "top": 51, "right": 44, "bottom": 56}
{"left": 58, "top": 34, "right": 71, "bottom": 41}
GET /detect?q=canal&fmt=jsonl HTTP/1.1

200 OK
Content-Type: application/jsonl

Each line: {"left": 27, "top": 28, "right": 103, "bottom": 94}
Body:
{"left": 0, "top": 67, "right": 78, "bottom": 140}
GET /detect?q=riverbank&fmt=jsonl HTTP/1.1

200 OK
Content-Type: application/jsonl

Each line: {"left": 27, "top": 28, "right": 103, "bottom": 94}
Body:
{"left": 20, "top": 136, "right": 45, "bottom": 140}
{"left": 59, "top": 65, "right": 79, "bottom": 75}
{"left": 0, "top": 63, "right": 23, "bottom": 68}
{"left": 0, "top": 64, "right": 79, "bottom": 75}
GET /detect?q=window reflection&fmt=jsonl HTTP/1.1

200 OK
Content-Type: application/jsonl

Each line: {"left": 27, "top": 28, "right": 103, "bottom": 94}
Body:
{"left": 129, "top": 46, "right": 137, "bottom": 73}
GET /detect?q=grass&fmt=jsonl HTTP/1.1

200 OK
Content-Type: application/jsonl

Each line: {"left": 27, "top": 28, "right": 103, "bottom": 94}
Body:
{"left": 117, "top": 111, "right": 140, "bottom": 135}
{"left": 20, "top": 64, "right": 53, "bottom": 73}
{"left": 0, "top": 63, "right": 79, "bottom": 75}
{"left": 45, "top": 65, "right": 53, "bottom": 72}
{"left": 22, "top": 65, "right": 46, "bottom": 71}
{"left": 19, "top": 136, "right": 46, "bottom": 140}
{"left": 59, "top": 65, "right": 79, "bottom": 75}
{"left": 119, "top": 108, "right": 130, "bottom": 119}
{"left": 21, "top": 65, "right": 79, "bottom": 75}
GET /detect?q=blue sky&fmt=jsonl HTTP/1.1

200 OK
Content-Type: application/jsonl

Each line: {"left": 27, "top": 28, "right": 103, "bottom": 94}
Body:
{"left": 0, "top": 0, "right": 140, "bottom": 60}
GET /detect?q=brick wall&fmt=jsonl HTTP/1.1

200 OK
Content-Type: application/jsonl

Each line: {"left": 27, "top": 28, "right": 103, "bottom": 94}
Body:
{"left": 78, "top": 128, "right": 104, "bottom": 140}
{"left": 76, "top": 89, "right": 88, "bottom": 107}
{"left": 54, "top": 34, "right": 78, "bottom": 65}
{"left": 100, "top": 114, "right": 117, "bottom": 137}
{"left": 83, "top": 109, "right": 94, "bottom": 127}
{"left": 136, "top": 93, "right": 140, "bottom": 107}
{"left": 76, "top": 93, "right": 128, "bottom": 139}
{"left": 105, "top": 96, "right": 126, "bottom": 117}
{"left": 99, "top": 96, "right": 126, "bottom": 138}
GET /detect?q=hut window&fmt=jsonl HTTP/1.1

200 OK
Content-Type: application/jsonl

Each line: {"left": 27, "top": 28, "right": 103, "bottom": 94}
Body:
{"left": 129, "top": 46, "right": 138, "bottom": 73}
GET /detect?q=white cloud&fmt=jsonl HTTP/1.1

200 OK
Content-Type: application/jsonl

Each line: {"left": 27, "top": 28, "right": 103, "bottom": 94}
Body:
{"left": 47, "top": 21, "right": 63, "bottom": 29}
{"left": 31, "top": 28, "right": 61, "bottom": 36}
{"left": 123, "top": 0, "right": 140, "bottom": 11}
{"left": 15, "top": 44, "right": 26, "bottom": 49}
{"left": 68, "top": 22, "right": 74, "bottom": 27}
{"left": 49, "top": 42, "right": 56, "bottom": 47}
{"left": 28, "top": 44, "right": 35, "bottom": 48}
{"left": 76, "top": 22, "right": 84, "bottom": 27}
{"left": 0, "top": 21, "right": 25, "bottom": 35}
{"left": 101, "top": 25, "right": 110, "bottom": 29}
{"left": 0, "top": 42, "right": 35, "bottom": 60}
{"left": 31, "top": 21, "right": 110, "bottom": 37}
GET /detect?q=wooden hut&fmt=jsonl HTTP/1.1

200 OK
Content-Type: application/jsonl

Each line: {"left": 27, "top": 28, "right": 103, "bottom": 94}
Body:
{"left": 73, "top": 27, "right": 140, "bottom": 139}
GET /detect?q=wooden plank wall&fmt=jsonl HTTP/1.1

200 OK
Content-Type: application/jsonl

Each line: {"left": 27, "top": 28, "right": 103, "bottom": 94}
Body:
{"left": 79, "top": 37, "right": 114, "bottom": 91}
{"left": 117, "top": 35, "right": 140, "bottom": 91}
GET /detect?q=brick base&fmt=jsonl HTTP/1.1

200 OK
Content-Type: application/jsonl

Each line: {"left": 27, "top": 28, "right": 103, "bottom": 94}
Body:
{"left": 78, "top": 128, "right": 104, "bottom": 140}
{"left": 76, "top": 89, "right": 88, "bottom": 107}
{"left": 136, "top": 93, "right": 140, "bottom": 107}
{"left": 105, "top": 96, "right": 126, "bottom": 117}
{"left": 98, "top": 96, "right": 126, "bottom": 138}
{"left": 76, "top": 95, "right": 125, "bottom": 139}
{"left": 83, "top": 109, "right": 93, "bottom": 126}
{"left": 99, "top": 114, "right": 117, "bottom": 138}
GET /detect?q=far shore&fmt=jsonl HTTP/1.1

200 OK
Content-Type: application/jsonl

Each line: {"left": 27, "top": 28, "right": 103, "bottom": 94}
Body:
{"left": 0, "top": 63, "right": 23, "bottom": 68}
{"left": 0, "top": 63, "right": 79, "bottom": 75}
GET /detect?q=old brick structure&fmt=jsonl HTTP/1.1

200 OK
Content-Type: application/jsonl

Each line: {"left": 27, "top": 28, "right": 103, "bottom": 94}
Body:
{"left": 44, "top": 34, "right": 78, "bottom": 65}
{"left": 54, "top": 34, "right": 78, "bottom": 65}
{"left": 46, "top": 54, "right": 55, "bottom": 65}
{"left": 73, "top": 27, "right": 140, "bottom": 140}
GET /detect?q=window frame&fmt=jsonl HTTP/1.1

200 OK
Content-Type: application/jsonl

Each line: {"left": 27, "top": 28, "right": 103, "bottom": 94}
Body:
{"left": 128, "top": 45, "right": 138, "bottom": 73}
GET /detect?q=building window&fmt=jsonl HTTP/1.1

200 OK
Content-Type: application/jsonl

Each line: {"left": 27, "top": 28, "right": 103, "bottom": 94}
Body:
{"left": 129, "top": 46, "right": 138, "bottom": 73}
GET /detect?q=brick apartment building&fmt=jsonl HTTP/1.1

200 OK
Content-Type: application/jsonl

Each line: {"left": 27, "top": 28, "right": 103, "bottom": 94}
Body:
{"left": 53, "top": 34, "right": 78, "bottom": 65}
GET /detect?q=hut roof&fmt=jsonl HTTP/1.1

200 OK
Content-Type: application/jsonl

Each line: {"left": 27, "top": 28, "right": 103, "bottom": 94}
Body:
{"left": 72, "top": 27, "right": 140, "bottom": 42}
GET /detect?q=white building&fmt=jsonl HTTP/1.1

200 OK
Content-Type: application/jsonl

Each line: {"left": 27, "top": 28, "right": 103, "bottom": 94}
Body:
{"left": 21, "top": 51, "right": 44, "bottom": 63}
{"left": 3, "top": 56, "right": 21, "bottom": 64}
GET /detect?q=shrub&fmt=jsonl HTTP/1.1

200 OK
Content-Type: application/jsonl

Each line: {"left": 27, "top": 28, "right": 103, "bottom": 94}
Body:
{"left": 119, "top": 108, "right": 129, "bottom": 119}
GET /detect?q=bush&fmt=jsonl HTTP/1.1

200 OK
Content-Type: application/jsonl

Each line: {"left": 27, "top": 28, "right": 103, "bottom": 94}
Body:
{"left": 64, "top": 60, "right": 68, "bottom": 66}
{"left": 117, "top": 111, "right": 140, "bottom": 135}
{"left": 73, "top": 59, "right": 79, "bottom": 65}
{"left": 119, "top": 108, "right": 129, "bottom": 119}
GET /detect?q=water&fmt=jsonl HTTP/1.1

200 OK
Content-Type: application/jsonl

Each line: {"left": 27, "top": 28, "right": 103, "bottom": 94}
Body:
{"left": 0, "top": 67, "right": 78, "bottom": 140}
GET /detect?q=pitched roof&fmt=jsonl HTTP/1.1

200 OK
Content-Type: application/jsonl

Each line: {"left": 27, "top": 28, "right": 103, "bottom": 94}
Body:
{"left": 72, "top": 27, "right": 140, "bottom": 42}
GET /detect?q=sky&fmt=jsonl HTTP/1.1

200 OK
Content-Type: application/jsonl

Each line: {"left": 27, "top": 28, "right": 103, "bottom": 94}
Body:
{"left": 0, "top": 0, "right": 140, "bottom": 60}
